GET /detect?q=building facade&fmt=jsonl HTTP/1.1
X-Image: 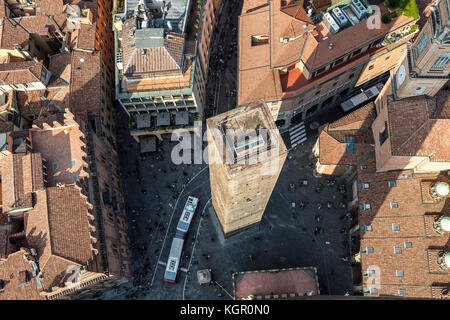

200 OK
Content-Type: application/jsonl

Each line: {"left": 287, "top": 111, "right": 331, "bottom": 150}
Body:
{"left": 238, "top": 0, "right": 419, "bottom": 130}
{"left": 0, "top": 0, "right": 132, "bottom": 299}
{"left": 311, "top": 0, "right": 450, "bottom": 298}
{"left": 113, "top": 0, "right": 216, "bottom": 143}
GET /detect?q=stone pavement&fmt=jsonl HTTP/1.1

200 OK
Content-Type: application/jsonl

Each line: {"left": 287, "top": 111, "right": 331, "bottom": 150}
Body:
{"left": 95, "top": 125, "right": 353, "bottom": 299}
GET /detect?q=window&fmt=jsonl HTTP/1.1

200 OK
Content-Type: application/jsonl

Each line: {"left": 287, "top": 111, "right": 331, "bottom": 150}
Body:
{"left": 417, "top": 33, "right": 428, "bottom": 55}
{"left": 334, "top": 56, "right": 345, "bottom": 66}
{"left": 359, "top": 203, "right": 371, "bottom": 210}
{"left": 430, "top": 53, "right": 450, "bottom": 70}
{"left": 398, "top": 289, "right": 406, "bottom": 295}
{"left": 388, "top": 181, "right": 396, "bottom": 188}
{"left": 71, "top": 159, "right": 76, "bottom": 167}
{"left": 361, "top": 165, "right": 367, "bottom": 170}
{"left": 315, "top": 66, "right": 326, "bottom": 76}
{"left": 394, "top": 247, "right": 402, "bottom": 254}
{"left": 362, "top": 247, "right": 374, "bottom": 254}
{"left": 396, "top": 270, "right": 404, "bottom": 277}
{"left": 72, "top": 174, "right": 78, "bottom": 182}
{"left": 390, "top": 202, "right": 398, "bottom": 209}
{"left": 251, "top": 34, "right": 269, "bottom": 46}
{"left": 53, "top": 162, "right": 58, "bottom": 171}
{"left": 399, "top": 173, "right": 412, "bottom": 179}
{"left": 370, "top": 288, "right": 378, "bottom": 294}
{"left": 361, "top": 225, "right": 373, "bottom": 232}
{"left": 352, "top": 48, "right": 362, "bottom": 56}
{"left": 379, "top": 121, "right": 388, "bottom": 145}
{"left": 392, "top": 224, "right": 400, "bottom": 231}
{"left": 345, "top": 136, "right": 356, "bottom": 153}
{"left": 359, "top": 183, "right": 370, "bottom": 189}
{"left": 404, "top": 242, "right": 412, "bottom": 248}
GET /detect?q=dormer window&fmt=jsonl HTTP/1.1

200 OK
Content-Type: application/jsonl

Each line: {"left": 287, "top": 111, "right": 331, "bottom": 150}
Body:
{"left": 252, "top": 34, "right": 269, "bottom": 46}
{"left": 359, "top": 183, "right": 370, "bottom": 189}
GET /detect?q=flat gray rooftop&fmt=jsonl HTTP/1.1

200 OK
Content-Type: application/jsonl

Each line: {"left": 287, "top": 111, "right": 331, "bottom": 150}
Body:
{"left": 125, "top": 0, "right": 189, "bottom": 33}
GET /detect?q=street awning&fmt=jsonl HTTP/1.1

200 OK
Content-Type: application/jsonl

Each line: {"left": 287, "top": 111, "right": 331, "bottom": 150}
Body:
{"left": 175, "top": 111, "right": 189, "bottom": 125}
{"left": 136, "top": 114, "right": 151, "bottom": 129}
{"left": 156, "top": 113, "right": 170, "bottom": 126}
{"left": 140, "top": 136, "right": 156, "bottom": 153}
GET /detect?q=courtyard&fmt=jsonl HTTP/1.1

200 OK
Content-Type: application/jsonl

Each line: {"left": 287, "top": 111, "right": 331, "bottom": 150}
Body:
{"left": 95, "top": 122, "right": 353, "bottom": 299}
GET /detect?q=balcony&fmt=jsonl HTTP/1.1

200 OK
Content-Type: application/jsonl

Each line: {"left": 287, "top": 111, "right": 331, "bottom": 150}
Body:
{"left": 381, "top": 24, "right": 419, "bottom": 47}
{"left": 185, "top": 0, "right": 202, "bottom": 41}
{"left": 6, "top": 0, "right": 37, "bottom": 17}
{"left": 113, "top": 0, "right": 125, "bottom": 14}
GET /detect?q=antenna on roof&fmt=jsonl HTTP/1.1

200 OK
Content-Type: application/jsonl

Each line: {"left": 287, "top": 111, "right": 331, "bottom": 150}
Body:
{"left": 162, "top": 1, "right": 167, "bottom": 24}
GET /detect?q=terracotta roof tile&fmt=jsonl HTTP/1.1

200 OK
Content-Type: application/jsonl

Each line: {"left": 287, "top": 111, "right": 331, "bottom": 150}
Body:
{"left": 46, "top": 185, "right": 94, "bottom": 265}
{"left": 234, "top": 267, "right": 319, "bottom": 299}
{"left": 0, "top": 250, "right": 44, "bottom": 300}
{"left": 0, "top": 151, "right": 45, "bottom": 213}
{"left": 317, "top": 103, "right": 375, "bottom": 166}
{"left": 75, "top": 23, "right": 96, "bottom": 50}
{"left": 0, "top": 60, "right": 44, "bottom": 85}
{"left": 69, "top": 51, "right": 101, "bottom": 121}
{"left": 388, "top": 92, "right": 450, "bottom": 162}
{"left": 358, "top": 169, "right": 450, "bottom": 298}
{"left": 121, "top": 20, "right": 185, "bottom": 75}
{"left": 238, "top": 0, "right": 416, "bottom": 105}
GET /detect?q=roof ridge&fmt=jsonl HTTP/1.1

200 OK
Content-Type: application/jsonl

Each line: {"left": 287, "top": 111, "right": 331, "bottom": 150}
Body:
{"left": 123, "top": 48, "right": 138, "bottom": 74}
{"left": 328, "top": 102, "right": 374, "bottom": 130}
{"left": 163, "top": 46, "right": 182, "bottom": 70}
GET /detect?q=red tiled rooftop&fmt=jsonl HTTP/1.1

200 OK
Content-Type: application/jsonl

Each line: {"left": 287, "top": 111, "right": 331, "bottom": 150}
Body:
{"left": 387, "top": 91, "right": 450, "bottom": 162}
{"left": 234, "top": 267, "right": 319, "bottom": 299}
{"left": 238, "top": 0, "right": 416, "bottom": 105}
{"left": 357, "top": 169, "right": 450, "bottom": 298}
